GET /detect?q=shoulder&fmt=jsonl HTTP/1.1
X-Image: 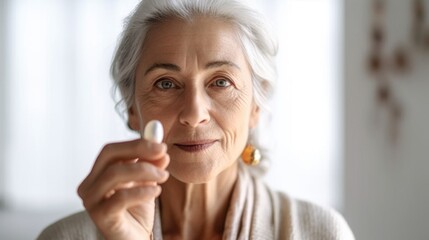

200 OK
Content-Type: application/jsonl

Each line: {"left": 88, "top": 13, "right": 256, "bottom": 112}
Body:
{"left": 37, "top": 211, "right": 103, "bottom": 240}
{"left": 275, "top": 192, "right": 355, "bottom": 240}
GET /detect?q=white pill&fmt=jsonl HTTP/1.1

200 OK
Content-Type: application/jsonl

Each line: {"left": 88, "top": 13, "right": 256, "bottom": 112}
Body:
{"left": 143, "top": 120, "right": 164, "bottom": 143}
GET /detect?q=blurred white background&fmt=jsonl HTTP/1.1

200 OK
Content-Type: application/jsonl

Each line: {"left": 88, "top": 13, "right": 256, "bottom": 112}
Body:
{"left": 4, "top": 0, "right": 427, "bottom": 240}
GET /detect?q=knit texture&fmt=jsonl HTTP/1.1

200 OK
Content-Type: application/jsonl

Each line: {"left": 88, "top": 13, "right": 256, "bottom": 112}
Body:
{"left": 37, "top": 166, "right": 355, "bottom": 240}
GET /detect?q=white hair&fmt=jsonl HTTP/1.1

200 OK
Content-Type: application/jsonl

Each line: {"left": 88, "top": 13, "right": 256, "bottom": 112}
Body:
{"left": 111, "top": 0, "right": 278, "bottom": 175}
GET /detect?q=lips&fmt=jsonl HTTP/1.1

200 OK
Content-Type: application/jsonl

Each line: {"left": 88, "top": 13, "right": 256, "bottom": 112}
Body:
{"left": 174, "top": 140, "right": 217, "bottom": 152}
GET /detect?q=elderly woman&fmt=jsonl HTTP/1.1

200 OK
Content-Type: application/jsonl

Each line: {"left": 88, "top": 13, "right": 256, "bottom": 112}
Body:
{"left": 38, "top": 0, "right": 354, "bottom": 239}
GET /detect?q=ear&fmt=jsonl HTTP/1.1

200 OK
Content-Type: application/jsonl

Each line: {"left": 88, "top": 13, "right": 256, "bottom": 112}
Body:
{"left": 127, "top": 104, "right": 140, "bottom": 131}
{"left": 249, "top": 102, "right": 260, "bottom": 129}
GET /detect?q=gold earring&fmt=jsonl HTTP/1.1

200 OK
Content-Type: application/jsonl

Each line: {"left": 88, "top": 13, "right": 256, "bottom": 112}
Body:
{"left": 241, "top": 144, "right": 261, "bottom": 166}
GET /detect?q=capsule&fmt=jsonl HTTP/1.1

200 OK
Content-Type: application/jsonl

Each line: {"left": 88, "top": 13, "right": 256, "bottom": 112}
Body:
{"left": 143, "top": 120, "right": 164, "bottom": 143}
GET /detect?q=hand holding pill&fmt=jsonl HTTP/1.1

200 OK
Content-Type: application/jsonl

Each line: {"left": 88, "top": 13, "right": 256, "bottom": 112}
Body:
{"left": 77, "top": 120, "right": 170, "bottom": 240}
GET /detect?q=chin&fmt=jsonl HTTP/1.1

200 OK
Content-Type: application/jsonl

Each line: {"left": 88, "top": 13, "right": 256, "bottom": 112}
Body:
{"left": 167, "top": 160, "right": 221, "bottom": 184}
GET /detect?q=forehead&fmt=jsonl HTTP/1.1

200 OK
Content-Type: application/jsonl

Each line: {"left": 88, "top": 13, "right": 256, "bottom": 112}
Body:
{"left": 140, "top": 16, "right": 248, "bottom": 67}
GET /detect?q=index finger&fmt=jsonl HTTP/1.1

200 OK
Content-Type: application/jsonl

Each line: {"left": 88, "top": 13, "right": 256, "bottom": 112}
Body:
{"left": 79, "top": 139, "right": 167, "bottom": 193}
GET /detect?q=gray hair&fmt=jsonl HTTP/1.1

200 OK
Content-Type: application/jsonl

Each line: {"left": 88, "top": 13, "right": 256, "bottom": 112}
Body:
{"left": 111, "top": 0, "right": 278, "bottom": 175}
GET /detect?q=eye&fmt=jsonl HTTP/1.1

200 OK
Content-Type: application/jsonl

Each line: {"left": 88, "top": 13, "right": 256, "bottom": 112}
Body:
{"left": 155, "top": 79, "right": 177, "bottom": 90}
{"left": 212, "top": 78, "right": 232, "bottom": 88}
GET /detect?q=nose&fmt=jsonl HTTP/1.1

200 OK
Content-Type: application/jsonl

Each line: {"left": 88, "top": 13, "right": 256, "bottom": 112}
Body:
{"left": 179, "top": 87, "right": 211, "bottom": 128}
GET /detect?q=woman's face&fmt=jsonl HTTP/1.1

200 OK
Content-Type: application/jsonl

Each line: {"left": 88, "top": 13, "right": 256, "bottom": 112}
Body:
{"left": 129, "top": 16, "right": 259, "bottom": 183}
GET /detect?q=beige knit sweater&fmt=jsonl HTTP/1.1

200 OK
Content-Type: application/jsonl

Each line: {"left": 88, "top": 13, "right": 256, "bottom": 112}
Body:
{"left": 38, "top": 166, "right": 355, "bottom": 240}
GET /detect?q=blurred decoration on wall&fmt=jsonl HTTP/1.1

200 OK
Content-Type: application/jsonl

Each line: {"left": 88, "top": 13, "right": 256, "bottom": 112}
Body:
{"left": 367, "top": 0, "right": 429, "bottom": 144}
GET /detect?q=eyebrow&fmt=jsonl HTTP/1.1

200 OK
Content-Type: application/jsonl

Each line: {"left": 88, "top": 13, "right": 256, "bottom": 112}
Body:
{"left": 205, "top": 60, "right": 241, "bottom": 70}
{"left": 144, "top": 60, "right": 241, "bottom": 76}
{"left": 145, "top": 63, "right": 181, "bottom": 76}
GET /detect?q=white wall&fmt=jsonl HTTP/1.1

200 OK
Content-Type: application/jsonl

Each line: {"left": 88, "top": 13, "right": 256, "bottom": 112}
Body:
{"left": 0, "top": 0, "right": 6, "bottom": 208}
{"left": 344, "top": 0, "right": 429, "bottom": 239}
{"left": 2, "top": 0, "right": 141, "bottom": 211}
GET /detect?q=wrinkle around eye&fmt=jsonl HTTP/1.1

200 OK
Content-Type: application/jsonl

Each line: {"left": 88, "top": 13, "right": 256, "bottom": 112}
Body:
{"left": 136, "top": 78, "right": 182, "bottom": 105}
{"left": 207, "top": 73, "right": 240, "bottom": 89}
{"left": 211, "top": 78, "right": 232, "bottom": 88}
{"left": 155, "top": 78, "right": 178, "bottom": 90}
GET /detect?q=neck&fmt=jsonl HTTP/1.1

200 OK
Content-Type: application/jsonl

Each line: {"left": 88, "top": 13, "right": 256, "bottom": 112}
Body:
{"left": 160, "top": 163, "right": 238, "bottom": 240}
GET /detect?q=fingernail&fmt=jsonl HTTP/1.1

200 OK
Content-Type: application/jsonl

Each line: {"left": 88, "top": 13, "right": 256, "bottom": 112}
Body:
{"left": 158, "top": 170, "right": 169, "bottom": 178}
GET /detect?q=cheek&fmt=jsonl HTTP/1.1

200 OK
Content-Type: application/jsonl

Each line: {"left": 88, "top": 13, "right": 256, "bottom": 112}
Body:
{"left": 211, "top": 83, "right": 253, "bottom": 112}
{"left": 213, "top": 88, "right": 253, "bottom": 151}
